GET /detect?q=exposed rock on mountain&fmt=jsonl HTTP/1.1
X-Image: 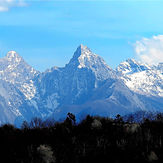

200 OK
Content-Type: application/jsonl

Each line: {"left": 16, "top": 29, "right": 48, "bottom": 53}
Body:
{"left": 0, "top": 45, "right": 162, "bottom": 126}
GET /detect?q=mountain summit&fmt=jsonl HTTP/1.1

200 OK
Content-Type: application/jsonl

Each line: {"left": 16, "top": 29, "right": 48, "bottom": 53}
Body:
{"left": 0, "top": 45, "right": 162, "bottom": 126}
{"left": 117, "top": 59, "right": 151, "bottom": 75}
{"left": 5, "top": 51, "right": 22, "bottom": 63}
{"left": 69, "top": 44, "right": 109, "bottom": 68}
{"left": 71, "top": 44, "right": 94, "bottom": 65}
{"left": 117, "top": 59, "right": 163, "bottom": 97}
{"left": 0, "top": 51, "right": 38, "bottom": 100}
{"left": 67, "top": 45, "right": 115, "bottom": 80}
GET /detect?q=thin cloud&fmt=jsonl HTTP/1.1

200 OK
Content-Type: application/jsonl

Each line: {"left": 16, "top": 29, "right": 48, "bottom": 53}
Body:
{"left": 134, "top": 35, "right": 163, "bottom": 65}
{"left": 0, "top": 0, "right": 26, "bottom": 12}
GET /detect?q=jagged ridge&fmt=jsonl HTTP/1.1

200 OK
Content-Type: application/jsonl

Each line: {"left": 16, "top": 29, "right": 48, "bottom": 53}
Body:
{"left": 0, "top": 45, "right": 162, "bottom": 126}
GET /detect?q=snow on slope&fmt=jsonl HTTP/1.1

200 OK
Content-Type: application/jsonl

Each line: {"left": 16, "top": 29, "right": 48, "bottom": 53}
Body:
{"left": 117, "top": 59, "right": 151, "bottom": 75}
{"left": 0, "top": 51, "right": 39, "bottom": 99}
{"left": 117, "top": 59, "right": 163, "bottom": 97}
{"left": 0, "top": 51, "right": 41, "bottom": 125}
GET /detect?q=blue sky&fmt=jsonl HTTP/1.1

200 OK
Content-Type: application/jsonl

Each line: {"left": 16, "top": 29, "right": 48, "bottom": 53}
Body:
{"left": 0, "top": 0, "right": 163, "bottom": 71}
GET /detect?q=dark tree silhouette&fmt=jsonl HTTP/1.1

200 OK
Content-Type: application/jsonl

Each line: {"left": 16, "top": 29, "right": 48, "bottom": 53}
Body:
{"left": 0, "top": 112, "right": 163, "bottom": 163}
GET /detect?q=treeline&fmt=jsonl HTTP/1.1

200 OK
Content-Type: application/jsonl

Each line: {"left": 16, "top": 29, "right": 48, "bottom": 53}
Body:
{"left": 1, "top": 111, "right": 163, "bottom": 163}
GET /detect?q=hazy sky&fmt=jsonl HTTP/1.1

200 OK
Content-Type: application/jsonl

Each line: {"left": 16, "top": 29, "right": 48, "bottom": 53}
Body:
{"left": 0, "top": 0, "right": 163, "bottom": 71}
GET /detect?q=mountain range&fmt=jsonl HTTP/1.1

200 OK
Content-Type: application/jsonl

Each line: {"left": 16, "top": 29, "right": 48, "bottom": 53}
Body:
{"left": 0, "top": 45, "right": 162, "bottom": 126}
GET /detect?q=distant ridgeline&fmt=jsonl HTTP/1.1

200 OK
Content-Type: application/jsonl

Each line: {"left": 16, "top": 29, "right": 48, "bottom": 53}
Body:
{"left": 0, "top": 45, "right": 162, "bottom": 126}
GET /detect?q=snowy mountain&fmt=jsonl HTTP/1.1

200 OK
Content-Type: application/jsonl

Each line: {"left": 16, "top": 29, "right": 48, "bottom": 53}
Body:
{"left": 0, "top": 51, "right": 41, "bottom": 125}
{"left": 0, "top": 45, "right": 162, "bottom": 126}
{"left": 117, "top": 59, "right": 151, "bottom": 75}
{"left": 34, "top": 45, "right": 152, "bottom": 121}
{"left": 33, "top": 45, "right": 117, "bottom": 116}
{"left": 0, "top": 51, "right": 39, "bottom": 99}
{"left": 117, "top": 59, "right": 163, "bottom": 97}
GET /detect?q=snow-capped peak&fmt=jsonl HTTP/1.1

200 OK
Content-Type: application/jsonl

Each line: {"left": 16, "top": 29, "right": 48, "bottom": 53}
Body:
{"left": 79, "top": 44, "right": 90, "bottom": 53}
{"left": 5, "top": 51, "right": 22, "bottom": 63}
{"left": 71, "top": 44, "right": 94, "bottom": 64}
{"left": 77, "top": 45, "right": 99, "bottom": 69}
{"left": 117, "top": 58, "right": 163, "bottom": 97}
{"left": 117, "top": 58, "right": 151, "bottom": 75}
{"left": 0, "top": 51, "right": 39, "bottom": 100}
{"left": 65, "top": 44, "right": 115, "bottom": 80}
{"left": 79, "top": 44, "right": 92, "bottom": 55}
{"left": 68, "top": 44, "right": 108, "bottom": 69}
